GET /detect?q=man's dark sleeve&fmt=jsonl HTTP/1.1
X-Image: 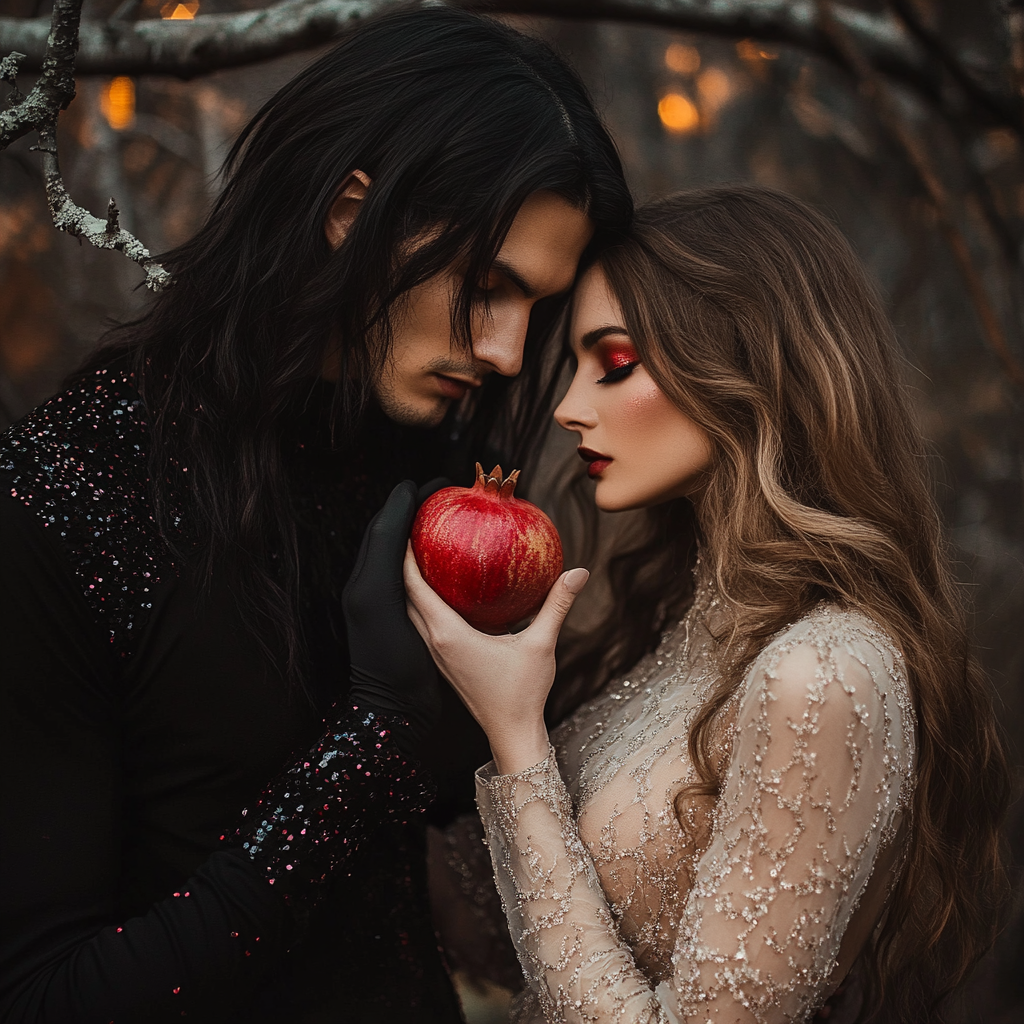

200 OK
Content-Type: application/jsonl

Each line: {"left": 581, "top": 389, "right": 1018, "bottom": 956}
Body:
{"left": 0, "top": 493, "right": 430, "bottom": 1023}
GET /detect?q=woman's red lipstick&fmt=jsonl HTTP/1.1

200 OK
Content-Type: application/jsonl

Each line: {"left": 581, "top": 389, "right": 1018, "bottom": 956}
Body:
{"left": 578, "top": 446, "right": 612, "bottom": 478}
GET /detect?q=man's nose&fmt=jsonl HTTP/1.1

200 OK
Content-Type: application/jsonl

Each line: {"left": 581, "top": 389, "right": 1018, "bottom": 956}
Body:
{"left": 472, "top": 311, "right": 529, "bottom": 378}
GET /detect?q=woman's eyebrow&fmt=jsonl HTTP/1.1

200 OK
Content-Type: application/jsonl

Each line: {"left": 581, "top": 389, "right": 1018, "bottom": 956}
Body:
{"left": 579, "top": 325, "right": 631, "bottom": 350}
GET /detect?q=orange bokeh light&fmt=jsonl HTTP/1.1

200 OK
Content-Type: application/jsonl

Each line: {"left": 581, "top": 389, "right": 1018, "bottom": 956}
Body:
{"left": 664, "top": 42, "right": 700, "bottom": 76}
{"left": 161, "top": 2, "right": 199, "bottom": 19}
{"left": 658, "top": 93, "right": 700, "bottom": 134}
{"left": 101, "top": 77, "right": 135, "bottom": 132}
{"left": 697, "top": 67, "right": 732, "bottom": 114}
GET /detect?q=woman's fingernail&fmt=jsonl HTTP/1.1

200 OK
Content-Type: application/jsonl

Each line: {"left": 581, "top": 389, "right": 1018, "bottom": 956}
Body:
{"left": 563, "top": 568, "right": 590, "bottom": 594}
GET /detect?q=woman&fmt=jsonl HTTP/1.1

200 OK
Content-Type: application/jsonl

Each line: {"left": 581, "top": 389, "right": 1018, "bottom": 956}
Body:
{"left": 406, "top": 186, "right": 1011, "bottom": 1022}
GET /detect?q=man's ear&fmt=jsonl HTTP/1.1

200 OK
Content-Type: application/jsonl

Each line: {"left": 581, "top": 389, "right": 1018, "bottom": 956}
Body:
{"left": 325, "top": 169, "right": 372, "bottom": 250}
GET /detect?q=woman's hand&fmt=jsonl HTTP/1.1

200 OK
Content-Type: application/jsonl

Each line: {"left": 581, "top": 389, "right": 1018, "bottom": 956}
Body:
{"left": 404, "top": 545, "right": 589, "bottom": 776}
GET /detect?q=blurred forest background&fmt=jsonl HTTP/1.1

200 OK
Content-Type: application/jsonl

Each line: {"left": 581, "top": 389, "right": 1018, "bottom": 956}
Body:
{"left": 1, "top": 1, "right": 1022, "bottom": 1020}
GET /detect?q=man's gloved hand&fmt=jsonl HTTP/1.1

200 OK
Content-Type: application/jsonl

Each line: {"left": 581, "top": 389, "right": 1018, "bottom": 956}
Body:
{"left": 343, "top": 478, "right": 449, "bottom": 762}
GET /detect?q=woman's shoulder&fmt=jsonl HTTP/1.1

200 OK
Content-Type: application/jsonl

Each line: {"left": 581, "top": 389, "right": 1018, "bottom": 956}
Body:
{"left": 743, "top": 602, "right": 914, "bottom": 741}
{"left": 761, "top": 602, "right": 905, "bottom": 669}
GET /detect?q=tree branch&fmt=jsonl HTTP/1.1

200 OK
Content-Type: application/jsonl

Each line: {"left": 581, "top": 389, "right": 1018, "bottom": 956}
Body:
{"left": 2, "top": 0, "right": 170, "bottom": 290}
{"left": 3, "top": 1, "right": 1017, "bottom": 133}
{"left": 816, "top": 0, "right": 1024, "bottom": 392}
{"left": 32, "top": 125, "right": 172, "bottom": 290}
{"left": 889, "top": 0, "right": 1020, "bottom": 132}
{"left": 0, "top": 0, "right": 951, "bottom": 99}
{"left": 0, "top": 0, "right": 80, "bottom": 150}
{"left": 881, "top": 2, "right": 1024, "bottom": 272}
{"left": 0, "top": 0, "right": 386, "bottom": 80}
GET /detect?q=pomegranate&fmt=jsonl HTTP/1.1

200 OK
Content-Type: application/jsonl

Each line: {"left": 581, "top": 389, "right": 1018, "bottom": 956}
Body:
{"left": 411, "top": 463, "right": 563, "bottom": 631}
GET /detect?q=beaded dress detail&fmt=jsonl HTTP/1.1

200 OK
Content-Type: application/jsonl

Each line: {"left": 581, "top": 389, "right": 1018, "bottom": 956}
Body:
{"left": 474, "top": 578, "right": 916, "bottom": 1023}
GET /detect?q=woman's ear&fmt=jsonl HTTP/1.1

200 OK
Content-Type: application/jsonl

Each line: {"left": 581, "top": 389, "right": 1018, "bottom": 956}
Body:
{"left": 325, "top": 170, "right": 372, "bottom": 249}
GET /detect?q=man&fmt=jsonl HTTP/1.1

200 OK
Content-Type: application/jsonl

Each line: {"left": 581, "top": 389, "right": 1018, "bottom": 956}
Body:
{"left": 0, "top": 7, "right": 630, "bottom": 1022}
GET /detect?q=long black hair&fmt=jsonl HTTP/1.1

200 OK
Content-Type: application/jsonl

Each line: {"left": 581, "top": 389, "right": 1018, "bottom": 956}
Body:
{"left": 84, "top": 5, "right": 631, "bottom": 683}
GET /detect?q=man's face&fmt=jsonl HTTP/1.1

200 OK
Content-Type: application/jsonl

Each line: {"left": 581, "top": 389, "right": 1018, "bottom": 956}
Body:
{"left": 373, "top": 191, "right": 595, "bottom": 428}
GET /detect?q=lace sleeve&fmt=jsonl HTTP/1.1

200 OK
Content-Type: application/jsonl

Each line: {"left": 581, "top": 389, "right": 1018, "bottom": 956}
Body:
{"left": 475, "top": 613, "right": 915, "bottom": 1023}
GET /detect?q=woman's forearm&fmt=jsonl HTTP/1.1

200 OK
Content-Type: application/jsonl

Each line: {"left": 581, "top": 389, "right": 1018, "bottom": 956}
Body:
{"left": 489, "top": 718, "right": 551, "bottom": 777}
{"left": 476, "top": 752, "right": 662, "bottom": 1024}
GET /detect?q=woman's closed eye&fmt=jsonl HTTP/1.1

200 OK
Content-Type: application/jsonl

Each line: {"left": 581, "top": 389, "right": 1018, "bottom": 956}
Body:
{"left": 594, "top": 340, "right": 640, "bottom": 384}
{"left": 596, "top": 361, "right": 640, "bottom": 384}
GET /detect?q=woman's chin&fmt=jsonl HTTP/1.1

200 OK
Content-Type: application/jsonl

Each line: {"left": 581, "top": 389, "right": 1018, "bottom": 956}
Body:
{"left": 594, "top": 478, "right": 689, "bottom": 514}
{"left": 593, "top": 482, "right": 645, "bottom": 513}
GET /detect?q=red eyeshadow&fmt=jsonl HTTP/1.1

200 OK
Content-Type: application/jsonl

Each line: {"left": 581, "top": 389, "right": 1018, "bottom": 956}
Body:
{"left": 602, "top": 342, "right": 639, "bottom": 372}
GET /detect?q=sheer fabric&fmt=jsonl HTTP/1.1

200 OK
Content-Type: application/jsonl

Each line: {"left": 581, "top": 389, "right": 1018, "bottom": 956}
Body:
{"left": 474, "top": 581, "right": 916, "bottom": 1023}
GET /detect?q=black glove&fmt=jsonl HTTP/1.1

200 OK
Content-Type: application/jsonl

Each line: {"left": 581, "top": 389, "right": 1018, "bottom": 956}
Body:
{"left": 342, "top": 479, "right": 448, "bottom": 761}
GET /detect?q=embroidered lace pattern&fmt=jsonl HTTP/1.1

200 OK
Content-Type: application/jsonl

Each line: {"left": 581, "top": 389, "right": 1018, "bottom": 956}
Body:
{"left": 475, "top": 584, "right": 916, "bottom": 1023}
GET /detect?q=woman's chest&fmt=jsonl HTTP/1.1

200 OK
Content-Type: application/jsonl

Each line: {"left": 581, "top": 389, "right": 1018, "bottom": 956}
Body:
{"left": 551, "top": 629, "right": 727, "bottom": 976}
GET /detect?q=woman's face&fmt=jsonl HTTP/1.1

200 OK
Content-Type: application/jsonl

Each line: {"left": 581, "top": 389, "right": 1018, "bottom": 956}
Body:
{"left": 555, "top": 265, "right": 712, "bottom": 512}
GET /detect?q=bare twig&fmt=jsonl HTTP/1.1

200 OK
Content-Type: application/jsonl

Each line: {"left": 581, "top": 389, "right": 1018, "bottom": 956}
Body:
{"left": 32, "top": 126, "right": 171, "bottom": 290}
{"left": 816, "top": 0, "right": 1024, "bottom": 392}
{"left": 1, "top": 50, "right": 25, "bottom": 102}
{"left": 2, "top": 0, "right": 170, "bottom": 290}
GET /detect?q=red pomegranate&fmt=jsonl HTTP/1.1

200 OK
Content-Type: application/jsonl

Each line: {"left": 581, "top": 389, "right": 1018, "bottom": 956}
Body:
{"left": 411, "top": 463, "right": 563, "bottom": 631}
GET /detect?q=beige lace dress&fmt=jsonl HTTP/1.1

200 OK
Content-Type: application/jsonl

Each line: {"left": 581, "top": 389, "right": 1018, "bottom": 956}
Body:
{"left": 451, "top": 579, "right": 916, "bottom": 1024}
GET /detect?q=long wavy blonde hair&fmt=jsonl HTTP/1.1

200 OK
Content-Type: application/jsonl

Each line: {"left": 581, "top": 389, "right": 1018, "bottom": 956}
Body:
{"left": 552, "top": 185, "right": 1011, "bottom": 1021}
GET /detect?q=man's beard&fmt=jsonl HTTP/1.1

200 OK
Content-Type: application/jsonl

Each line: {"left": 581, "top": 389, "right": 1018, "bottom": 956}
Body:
{"left": 372, "top": 355, "right": 481, "bottom": 429}
{"left": 372, "top": 377, "right": 450, "bottom": 429}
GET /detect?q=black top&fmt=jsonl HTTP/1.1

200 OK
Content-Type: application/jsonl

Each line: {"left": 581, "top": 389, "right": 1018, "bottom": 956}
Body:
{"left": 0, "top": 367, "right": 476, "bottom": 1023}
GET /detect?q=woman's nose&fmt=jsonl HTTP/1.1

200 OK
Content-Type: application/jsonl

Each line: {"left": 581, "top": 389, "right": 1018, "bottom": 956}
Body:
{"left": 554, "top": 375, "right": 598, "bottom": 432}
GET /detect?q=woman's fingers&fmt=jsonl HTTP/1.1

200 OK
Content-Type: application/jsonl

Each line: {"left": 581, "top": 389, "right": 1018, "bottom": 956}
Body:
{"left": 403, "top": 543, "right": 468, "bottom": 639}
{"left": 404, "top": 545, "right": 588, "bottom": 673}
{"left": 526, "top": 568, "right": 590, "bottom": 647}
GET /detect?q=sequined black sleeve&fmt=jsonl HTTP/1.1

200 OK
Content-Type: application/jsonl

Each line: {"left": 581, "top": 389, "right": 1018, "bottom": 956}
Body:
{"left": 235, "top": 703, "right": 435, "bottom": 903}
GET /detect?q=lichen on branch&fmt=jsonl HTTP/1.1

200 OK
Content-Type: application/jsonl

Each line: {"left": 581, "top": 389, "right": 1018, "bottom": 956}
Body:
{"left": 34, "top": 125, "right": 172, "bottom": 292}
{"left": 1, "top": 0, "right": 170, "bottom": 290}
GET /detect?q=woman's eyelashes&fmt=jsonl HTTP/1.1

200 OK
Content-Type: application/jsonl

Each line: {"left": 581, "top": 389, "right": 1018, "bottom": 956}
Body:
{"left": 596, "top": 362, "right": 639, "bottom": 384}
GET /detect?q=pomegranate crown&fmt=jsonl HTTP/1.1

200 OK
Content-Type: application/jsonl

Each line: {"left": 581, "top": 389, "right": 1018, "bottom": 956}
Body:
{"left": 474, "top": 462, "right": 520, "bottom": 499}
